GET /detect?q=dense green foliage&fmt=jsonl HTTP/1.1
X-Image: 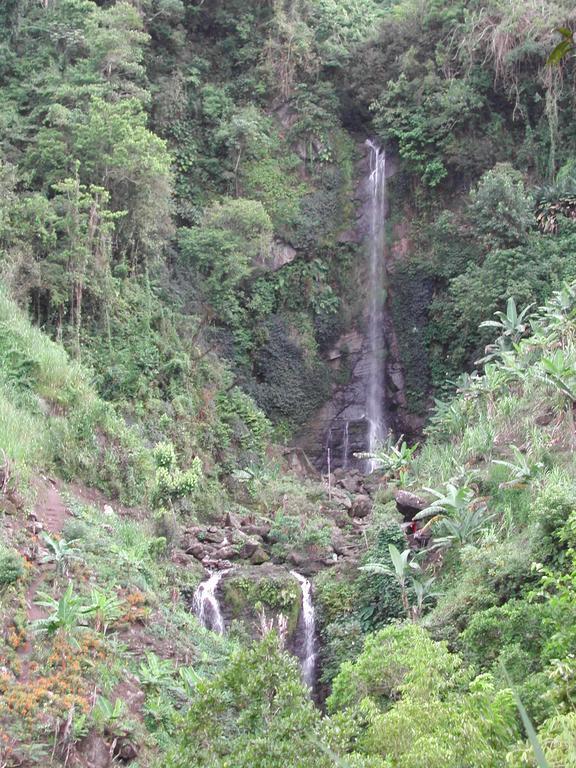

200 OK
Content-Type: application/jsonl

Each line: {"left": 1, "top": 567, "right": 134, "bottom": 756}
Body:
{"left": 344, "top": 0, "right": 576, "bottom": 408}
{"left": 3, "top": 1, "right": 576, "bottom": 767}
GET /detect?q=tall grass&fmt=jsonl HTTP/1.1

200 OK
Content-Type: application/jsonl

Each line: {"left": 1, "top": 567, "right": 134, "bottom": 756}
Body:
{"left": 0, "top": 384, "right": 49, "bottom": 467}
{"left": 0, "top": 288, "right": 89, "bottom": 406}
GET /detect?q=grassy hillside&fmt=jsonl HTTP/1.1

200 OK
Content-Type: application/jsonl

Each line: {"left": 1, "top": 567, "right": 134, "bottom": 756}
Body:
{"left": 0, "top": 287, "right": 152, "bottom": 502}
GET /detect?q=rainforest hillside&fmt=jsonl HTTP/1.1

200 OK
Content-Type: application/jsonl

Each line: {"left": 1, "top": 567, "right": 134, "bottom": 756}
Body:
{"left": 1, "top": 1, "right": 576, "bottom": 767}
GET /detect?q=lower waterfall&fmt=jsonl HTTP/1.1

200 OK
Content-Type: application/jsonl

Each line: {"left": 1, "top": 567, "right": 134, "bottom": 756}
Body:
{"left": 290, "top": 571, "right": 316, "bottom": 689}
{"left": 193, "top": 570, "right": 227, "bottom": 635}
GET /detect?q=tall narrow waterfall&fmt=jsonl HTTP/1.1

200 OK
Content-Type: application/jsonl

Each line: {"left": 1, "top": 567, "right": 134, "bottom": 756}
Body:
{"left": 290, "top": 571, "right": 316, "bottom": 689}
{"left": 365, "top": 141, "right": 388, "bottom": 467}
{"left": 342, "top": 420, "right": 350, "bottom": 470}
{"left": 193, "top": 571, "right": 227, "bottom": 634}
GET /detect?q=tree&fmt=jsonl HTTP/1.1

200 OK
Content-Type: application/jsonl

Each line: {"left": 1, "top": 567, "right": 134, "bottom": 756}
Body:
{"left": 328, "top": 624, "right": 519, "bottom": 768}
{"left": 360, "top": 544, "right": 433, "bottom": 620}
{"left": 468, "top": 164, "right": 533, "bottom": 249}
{"left": 167, "top": 635, "right": 334, "bottom": 768}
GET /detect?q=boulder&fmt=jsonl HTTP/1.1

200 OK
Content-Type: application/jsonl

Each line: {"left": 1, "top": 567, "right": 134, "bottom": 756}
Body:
{"left": 202, "top": 558, "right": 232, "bottom": 570}
{"left": 182, "top": 540, "right": 209, "bottom": 560}
{"left": 339, "top": 474, "right": 362, "bottom": 494}
{"left": 287, "top": 551, "right": 333, "bottom": 577}
{"left": 250, "top": 546, "right": 270, "bottom": 565}
{"left": 170, "top": 550, "right": 191, "bottom": 566}
{"left": 0, "top": 499, "right": 18, "bottom": 516}
{"left": 350, "top": 495, "right": 372, "bottom": 519}
{"left": 331, "top": 533, "right": 348, "bottom": 556}
{"left": 241, "top": 523, "right": 271, "bottom": 539}
{"left": 113, "top": 738, "right": 138, "bottom": 762}
{"left": 287, "top": 551, "right": 306, "bottom": 568}
{"left": 325, "top": 506, "right": 351, "bottom": 529}
{"left": 330, "top": 487, "right": 353, "bottom": 510}
{"left": 226, "top": 527, "right": 251, "bottom": 545}
{"left": 395, "top": 490, "right": 428, "bottom": 520}
{"left": 200, "top": 528, "right": 226, "bottom": 545}
{"left": 213, "top": 546, "right": 237, "bottom": 561}
{"left": 239, "top": 540, "right": 260, "bottom": 560}
{"left": 77, "top": 733, "right": 111, "bottom": 768}
{"left": 224, "top": 511, "right": 242, "bottom": 529}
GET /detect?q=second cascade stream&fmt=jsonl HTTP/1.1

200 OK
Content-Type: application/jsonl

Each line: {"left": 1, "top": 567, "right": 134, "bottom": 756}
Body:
{"left": 193, "top": 570, "right": 227, "bottom": 635}
{"left": 291, "top": 571, "right": 316, "bottom": 689}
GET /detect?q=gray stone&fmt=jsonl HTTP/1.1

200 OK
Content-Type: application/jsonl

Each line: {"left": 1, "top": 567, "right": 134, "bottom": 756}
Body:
{"left": 183, "top": 541, "right": 208, "bottom": 560}
{"left": 202, "top": 558, "right": 232, "bottom": 570}
{"left": 171, "top": 549, "right": 191, "bottom": 566}
{"left": 340, "top": 474, "right": 362, "bottom": 494}
{"left": 200, "top": 528, "right": 226, "bottom": 545}
{"left": 241, "top": 523, "right": 271, "bottom": 539}
{"left": 330, "top": 488, "right": 353, "bottom": 510}
{"left": 395, "top": 490, "right": 428, "bottom": 520}
{"left": 350, "top": 495, "right": 372, "bottom": 519}
{"left": 239, "top": 541, "right": 259, "bottom": 559}
{"left": 224, "top": 511, "right": 242, "bottom": 529}
{"left": 250, "top": 546, "right": 270, "bottom": 565}
{"left": 213, "top": 546, "right": 237, "bottom": 560}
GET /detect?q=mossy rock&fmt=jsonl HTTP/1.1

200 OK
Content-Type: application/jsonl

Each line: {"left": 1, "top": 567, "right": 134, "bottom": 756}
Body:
{"left": 221, "top": 567, "right": 302, "bottom": 637}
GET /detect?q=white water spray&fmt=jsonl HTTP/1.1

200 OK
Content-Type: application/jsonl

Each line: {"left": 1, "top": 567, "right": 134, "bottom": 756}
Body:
{"left": 342, "top": 420, "right": 350, "bottom": 470}
{"left": 193, "top": 571, "right": 227, "bottom": 635}
{"left": 290, "top": 571, "right": 316, "bottom": 689}
{"left": 365, "top": 140, "right": 388, "bottom": 470}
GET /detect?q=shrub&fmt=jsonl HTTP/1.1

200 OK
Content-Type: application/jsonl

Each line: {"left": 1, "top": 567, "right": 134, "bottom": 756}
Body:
{"left": 320, "top": 618, "right": 364, "bottom": 686}
{"left": 468, "top": 163, "right": 533, "bottom": 249}
{"left": 166, "top": 635, "right": 334, "bottom": 768}
{"left": 424, "top": 535, "right": 537, "bottom": 644}
{"left": 249, "top": 316, "right": 331, "bottom": 427}
{"left": 215, "top": 387, "right": 271, "bottom": 462}
{"left": 328, "top": 625, "right": 519, "bottom": 768}
{"left": 460, "top": 601, "right": 549, "bottom": 671}
{"left": 357, "top": 524, "right": 405, "bottom": 631}
{"left": 0, "top": 547, "right": 24, "bottom": 587}
{"left": 328, "top": 623, "right": 467, "bottom": 713}
{"left": 530, "top": 469, "right": 576, "bottom": 566}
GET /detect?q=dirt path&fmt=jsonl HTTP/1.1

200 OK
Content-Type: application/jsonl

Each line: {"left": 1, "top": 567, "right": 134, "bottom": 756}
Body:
{"left": 33, "top": 476, "right": 69, "bottom": 536}
{"left": 18, "top": 478, "right": 70, "bottom": 666}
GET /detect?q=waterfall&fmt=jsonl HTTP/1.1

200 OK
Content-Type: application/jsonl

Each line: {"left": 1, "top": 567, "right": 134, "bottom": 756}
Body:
{"left": 290, "top": 571, "right": 316, "bottom": 689}
{"left": 365, "top": 140, "right": 388, "bottom": 470}
{"left": 342, "top": 420, "right": 350, "bottom": 470}
{"left": 193, "top": 571, "right": 227, "bottom": 634}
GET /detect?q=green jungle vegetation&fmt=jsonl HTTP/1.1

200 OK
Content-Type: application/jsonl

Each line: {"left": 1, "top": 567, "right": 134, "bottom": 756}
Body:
{"left": 1, "top": 0, "right": 576, "bottom": 766}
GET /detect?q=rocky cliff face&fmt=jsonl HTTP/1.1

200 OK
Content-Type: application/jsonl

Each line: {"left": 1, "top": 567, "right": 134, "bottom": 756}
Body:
{"left": 296, "top": 141, "right": 421, "bottom": 471}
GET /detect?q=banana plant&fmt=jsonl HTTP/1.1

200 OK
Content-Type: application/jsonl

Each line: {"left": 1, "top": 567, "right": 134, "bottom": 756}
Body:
{"left": 480, "top": 297, "right": 533, "bottom": 341}
{"left": 360, "top": 544, "right": 425, "bottom": 619}
{"left": 40, "top": 533, "right": 82, "bottom": 577}
{"left": 354, "top": 434, "right": 418, "bottom": 481}
{"left": 425, "top": 397, "right": 470, "bottom": 438}
{"left": 34, "top": 582, "right": 95, "bottom": 647}
{"left": 478, "top": 298, "right": 534, "bottom": 365}
{"left": 431, "top": 505, "right": 495, "bottom": 548}
{"left": 415, "top": 483, "right": 492, "bottom": 548}
{"left": 418, "top": 483, "right": 475, "bottom": 518}
{"left": 493, "top": 446, "right": 543, "bottom": 489}
{"left": 138, "top": 652, "right": 175, "bottom": 691}
{"left": 537, "top": 349, "right": 576, "bottom": 403}
{"left": 87, "top": 587, "right": 124, "bottom": 634}
{"left": 548, "top": 26, "right": 574, "bottom": 65}
{"left": 92, "top": 696, "right": 126, "bottom": 734}
{"left": 172, "top": 666, "right": 203, "bottom": 702}
{"left": 411, "top": 577, "right": 440, "bottom": 620}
